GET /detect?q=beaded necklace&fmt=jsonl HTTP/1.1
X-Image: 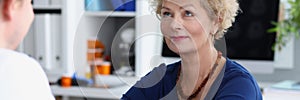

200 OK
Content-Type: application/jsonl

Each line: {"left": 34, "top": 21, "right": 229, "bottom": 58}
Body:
{"left": 176, "top": 51, "right": 222, "bottom": 100}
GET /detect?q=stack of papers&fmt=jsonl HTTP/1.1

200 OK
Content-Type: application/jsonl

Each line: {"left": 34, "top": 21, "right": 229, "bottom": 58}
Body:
{"left": 264, "top": 80, "right": 300, "bottom": 100}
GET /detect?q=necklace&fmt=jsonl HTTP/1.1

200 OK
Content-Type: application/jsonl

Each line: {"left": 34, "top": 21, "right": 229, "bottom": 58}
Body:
{"left": 176, "top": 51, "right": 222, "bottom": 100}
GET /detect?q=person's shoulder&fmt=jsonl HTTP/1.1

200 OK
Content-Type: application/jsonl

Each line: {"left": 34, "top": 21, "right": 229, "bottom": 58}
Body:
{"left": 0, "top": 48, "right": 47, "bottom": 81}
{"left": 0, "top": 48, "right": 27, "bottom": 57}
{"left": 0, "top": 49, "right": 40, "bottom": 66}
{"left": 0, "top": 48, "right": 48, "bottom": 86}
{"left": 215, "top": 58, "right": 262, "bottom": 100}
{"left": 166, "top": 61, "right": 181, "bottom": 72}
{"left": 142, "top": 61, "right": 180, "bottom": 78}
{"left": 133, "top": 61, "right": 179, "bottom": 88}
{"left": 0, "top": 49, "right": 55, "bottom": 100}
{"left": 122, "top": 61, "right": 180, "bottom": 99}
{"left": 222, "top": 58, "right": 259, "bottom": 89}
{"left": 224, "top": 58, "right": 252, "bottom": 77}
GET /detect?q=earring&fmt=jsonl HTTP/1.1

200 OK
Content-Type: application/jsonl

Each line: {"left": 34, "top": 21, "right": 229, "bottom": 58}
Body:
{"left": 210, "top": 32, "right": 215, "bottom": 40}
{"left": 214, "top": 30, "right": 221, "bottom": 39}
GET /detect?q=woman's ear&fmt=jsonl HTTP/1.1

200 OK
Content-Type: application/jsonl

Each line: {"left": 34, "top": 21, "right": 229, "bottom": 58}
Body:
{"left": 212, "top": 16, "right": 222, "bottom": 35}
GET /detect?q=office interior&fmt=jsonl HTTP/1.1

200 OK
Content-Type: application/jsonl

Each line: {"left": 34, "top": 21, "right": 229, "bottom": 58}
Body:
{"left": 15, "top": 0, "right": 300, "bottom": 100}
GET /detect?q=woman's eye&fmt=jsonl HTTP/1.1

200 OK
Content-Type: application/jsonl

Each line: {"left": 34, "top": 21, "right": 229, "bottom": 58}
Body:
{"left": 185, "top": 11, "right": 193, "bottom": 17}
{"left": 162, "top": 12, "right": 172, "bottom": 17}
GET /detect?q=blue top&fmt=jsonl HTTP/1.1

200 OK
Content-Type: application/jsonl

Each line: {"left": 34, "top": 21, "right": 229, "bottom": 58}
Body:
{"left": 122, "top": 58, "right": 262, "bottom": 100}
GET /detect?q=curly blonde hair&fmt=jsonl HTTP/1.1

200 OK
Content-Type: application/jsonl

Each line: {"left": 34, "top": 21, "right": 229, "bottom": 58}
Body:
{"left": 150, "top": 0, "right": 240, "bottom": 39}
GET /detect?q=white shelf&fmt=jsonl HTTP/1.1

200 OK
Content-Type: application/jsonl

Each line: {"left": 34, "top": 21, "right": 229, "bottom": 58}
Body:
{"left": 33, "top": 5, "right": 62, "bottom": 10}
{"left": 51, "top": 85, "right": 130, "bottom": 99}
{"left": 85, "top": 11, "right": 135, "bottom": 17}
{"left": 51, "top": 76, "right": 139, "bottom": 100}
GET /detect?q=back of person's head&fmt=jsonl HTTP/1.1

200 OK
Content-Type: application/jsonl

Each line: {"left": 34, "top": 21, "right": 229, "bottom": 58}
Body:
{"left": 0, "top": 0, "right": 33, "bottom": 50}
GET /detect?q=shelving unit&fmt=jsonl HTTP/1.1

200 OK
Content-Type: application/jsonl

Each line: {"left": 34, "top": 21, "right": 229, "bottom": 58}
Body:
{"left": 80, "top": 0, "right": 162, "bottom": 78}
{"left": 85, "top": 11, "right": 135, "bottom": 17}
{"left": 21, "top": 0, "right": 161, "bottom": 99}
{"left": 19, "top": 4, "right": 64, "bottom": 83}
{"left": 51, "top": 75, "right": 139, "bottom": 100}
{"left": 75, "top": 15, "right": 136, "bottom": 78}
{"left": 74, "top": 0, "right": 162, "bottom": 79}
{"left": 18, "top": 0, "right": 162, "bottom": 82}
{"left": 74, "top": 0, "right": 139, "bottom": 79}
{"left": 33, "top": 5, "right": 62, "bottom": 10}
{"left": 19, "top": 0, "right": 84, "bottom": 83}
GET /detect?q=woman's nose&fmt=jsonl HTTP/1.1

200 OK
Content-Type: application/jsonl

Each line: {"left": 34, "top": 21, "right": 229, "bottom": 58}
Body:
{"left": 170, "top": 17, "right": 184, "bottom": 31}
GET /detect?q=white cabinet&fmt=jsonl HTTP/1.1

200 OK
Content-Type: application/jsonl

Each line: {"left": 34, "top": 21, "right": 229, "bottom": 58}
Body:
{"left": 19, "top": 0, "right": 162, "bottom": 99}
{"left": 19, "top": 0, "right": 161, "bottom": 83}
{"left": 75, "top": 11, "right": 137, "bottom": 77}
{"left": 18, "top": 0, "right": 84, "bottom": 82}
{"left": 134, "top": 0, "right": 161, "bottom": 77}
{"left": 76, "top": 0, "right": 161, "bottom": 78}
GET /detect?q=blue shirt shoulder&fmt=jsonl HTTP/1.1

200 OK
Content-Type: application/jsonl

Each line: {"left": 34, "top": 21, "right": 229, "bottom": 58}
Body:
{"left": 213, "top": 58, "right": 262, "bottom": 100}
{"left": 121, "top": 63, "right": 179, "bottom": 100}
{"left": 122, "top": 58, "right": 262, "bottom": 100}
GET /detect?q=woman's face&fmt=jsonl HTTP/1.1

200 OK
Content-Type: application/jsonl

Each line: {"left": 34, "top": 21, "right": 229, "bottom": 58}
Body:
{"left": 160, "top": 0, "right": 218, "bottom": 55}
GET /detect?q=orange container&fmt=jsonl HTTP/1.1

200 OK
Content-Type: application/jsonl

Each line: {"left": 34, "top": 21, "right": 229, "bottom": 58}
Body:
{"left": 97, "top": 61, "right": 111, "bottom": 75}
{"left": 61, "top": 76, "right": 72, "bottom": 88}
{"left": 87, "top": 52, "right": 103, "bottom": 61}
{"left": 96, "top": 65, "right": 102, "bottom": 74}
{"left": 87, "top": 39, "right": 105, "bottom": 49}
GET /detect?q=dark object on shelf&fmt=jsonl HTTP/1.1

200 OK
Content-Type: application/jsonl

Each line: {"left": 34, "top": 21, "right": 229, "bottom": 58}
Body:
{"left": 34, "top": 9, "right": 61, "bottom": 14}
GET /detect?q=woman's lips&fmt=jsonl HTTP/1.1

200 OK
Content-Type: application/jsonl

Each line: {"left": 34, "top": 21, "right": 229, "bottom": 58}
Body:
{"left": 170, "top": 36, "right": 189, "bottom": 41}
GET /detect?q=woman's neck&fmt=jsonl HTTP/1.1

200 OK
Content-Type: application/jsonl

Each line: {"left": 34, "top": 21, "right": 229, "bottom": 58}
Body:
{"left": 178, "top": 45, "right": 218, "bottom": 96}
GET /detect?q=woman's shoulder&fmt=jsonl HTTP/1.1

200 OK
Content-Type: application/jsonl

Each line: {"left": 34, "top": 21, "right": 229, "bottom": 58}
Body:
{"left": 222, "top": 58, "right": 258, "bottom": 85}
{"left": 224, "top": 58, "right": 252, "bottom": 77}
{"left": 122, "top": 61, "right": 180, "bottom": 99}
{"left": 133, "top": 61, "right": 180, "bottom": 88}
{"left": 166, "top": 61, "right": 181, "bottom": 74}
{"left": 215, "top": 58, "right": 262, "bottom": 100}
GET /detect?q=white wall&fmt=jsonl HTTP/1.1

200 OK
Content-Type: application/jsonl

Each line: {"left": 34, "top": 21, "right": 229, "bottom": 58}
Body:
{"left": 254, "top": 39, "right": 300, "bottom": 82}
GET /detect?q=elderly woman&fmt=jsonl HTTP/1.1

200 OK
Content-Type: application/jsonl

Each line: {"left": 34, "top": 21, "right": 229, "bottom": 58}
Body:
{"left": 122, "top": 0, "right": 262, "bottom": 100}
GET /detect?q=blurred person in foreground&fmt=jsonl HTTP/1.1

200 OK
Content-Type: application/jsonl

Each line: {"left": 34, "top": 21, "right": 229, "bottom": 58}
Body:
{"left": 0, "top": 0, "right": 55, "bottom": 99}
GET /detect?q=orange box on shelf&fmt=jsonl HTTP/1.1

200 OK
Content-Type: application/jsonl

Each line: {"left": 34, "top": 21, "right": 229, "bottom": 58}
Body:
{"left": 87, "top": 39, "right": 105, "bottom": 49}
{"left": 87, "top": 52, "right": 103, "bottom": 61}
{"left": 87, "top": 48, "right": 104, "bottom": 61}
{"left": 61, "top": 76, "right": 72, "bottom": 88}
{"left": 96, "top": 65, "right": 102, "bottom": 74}
{"left": 97, "top": 61, "right": 111, "bottom": 75}
{"left": 88, "top": 58, "right": 103, "bottom": 65}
